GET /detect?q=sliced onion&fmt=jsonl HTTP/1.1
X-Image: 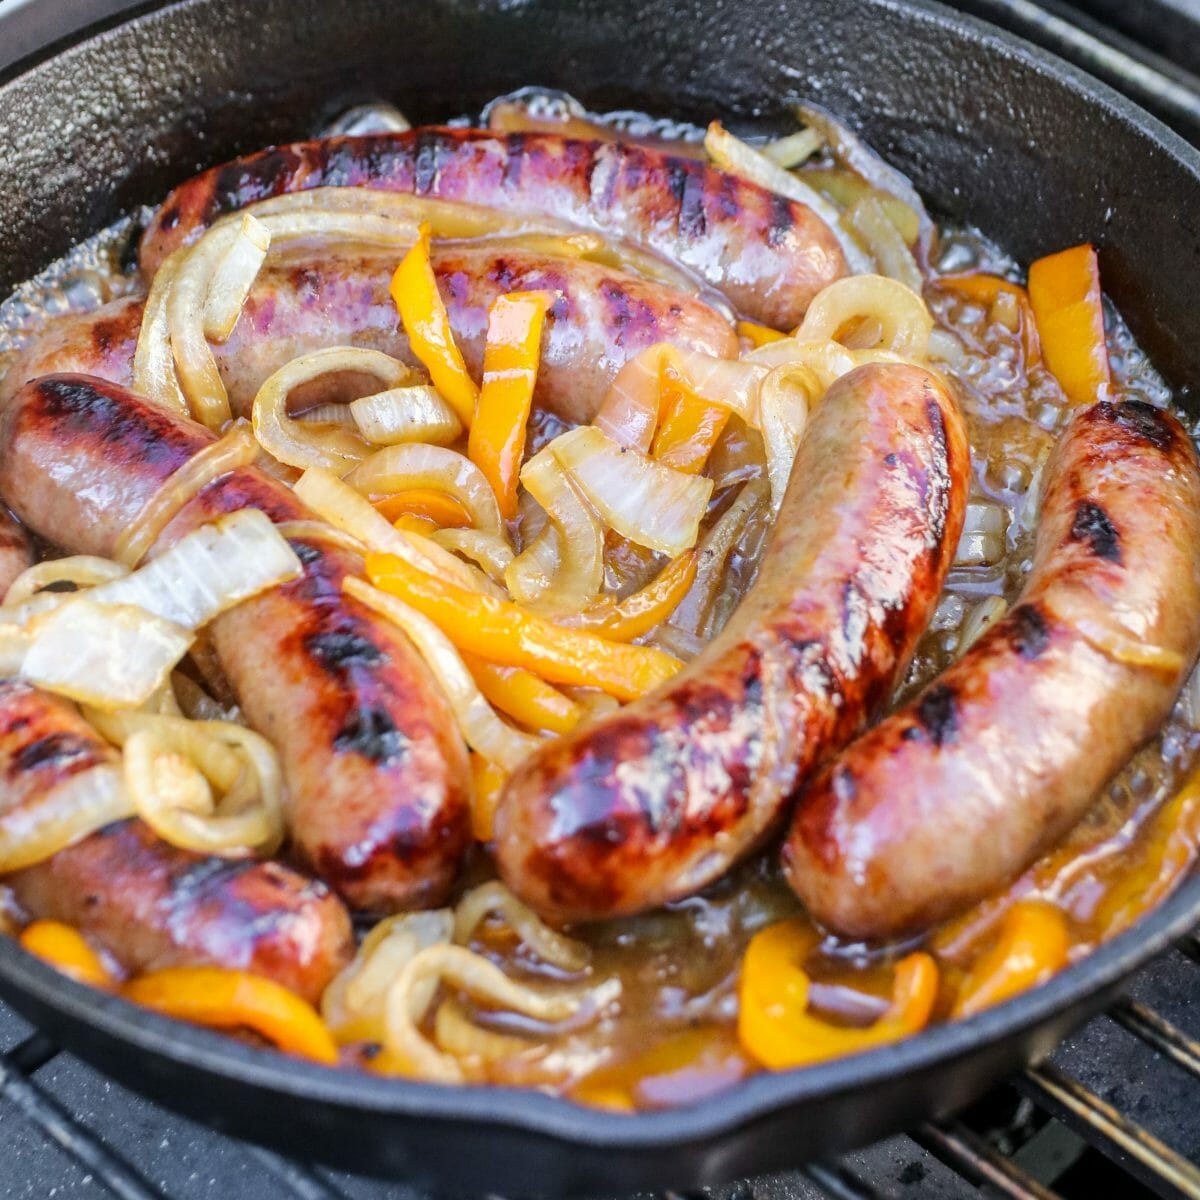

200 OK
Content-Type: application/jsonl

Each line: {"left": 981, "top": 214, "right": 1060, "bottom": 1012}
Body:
{"left": 792, "top": 102, "right": 934, "bottom": 256}
{"left": 704, "top": 121, "right": 873, "bottom": 275}
{"left": 93, "top": 509, "right": 302, "bottom": 631}
{"left": 273, "top": 520, "right": 366, "bottom": 558}
{"left": 132, "top": 248, "right": 190, "bottom": 415}
{"left": 5, "top": 556, "right": 129, "bottom": 606}
{"left": 253, "top": 347, "right": 415, "bottom": 472}
{"left": 743, "top": 337, "right": 857, "bottom": 385}
{"left": 109, "top": 716, "right": 284, "bottom": 857}
{"left": 594, "top": 345, "right": 669, "bottom": 452}
{"left": 843, "top": 196, "right": 922, "bottom": 294}
{"left": 432, "top": 529, "right": 514, "bottom": 584}
{"left": 954, "top": 501, "right": 1007, "bottom": 568}
{"left": 293, "top": 468, "right": 503, "bottom": 596}
{"left": 350, "top": 386, "right": 463, "bottom": 446}
{"left": 506, "top": 449, "right": 604, "bottom": 606}
{"left": 454, "top": 880, "right": 589, "bottom": 972}
{"left": 114, "top": 421, "right": 260, "bottom": 568}
{"left": 550, "top": 426, "right": 713, "bottom": 557}
{"left": 758, "top": 363, "right": 816, "bottom": 516}
{"left": 794, "top": 275, "right": 932, "bottom": 360}
{"left": 669, "top": 349, "right": 770, "bottom": 428}
{"left": 0, "top": 763, "right": 132, "bottom": 873}
{"left": 761, "top": 127, "right": 823, "bottom": 168}
{"left": 670, "top": 478, "right": 769, "bottom": 636}
{"left": 203, "top": 213, "right": 271, "bottom": 342}
{"left": 344, "top": 578, "right": 540, "bottom": 771}
{"left": 347, "top": 444, "right": 503, "bottom": 535}
{"left": 21, "top": 598, "right": 193, "bottom": 709}
{"left": 958, "top": 595, "right": 1008, "bottom": 654}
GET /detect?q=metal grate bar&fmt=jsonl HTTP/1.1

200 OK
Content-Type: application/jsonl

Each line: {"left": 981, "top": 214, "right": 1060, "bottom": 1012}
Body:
{"left": 6, "top": 1030, "right": 60, "bottom": 1075}
{"left": 0, "top": 1046, "right": 166, "bottom": 1200}
{"left": 915, "top": 1120, "right": 1061, "bottom": 1199}
{"left": 246, "top": 1144, "right": 353, "bottom": 1199}
{"left": 1020, "top": 1061, "right": 1200, "bottom": 1200}
{"left": 801, "top": 1160, "right": 891, "bottom": 1200}
{"left": 1111, "top": 999, "right": 1200, "bottom": 1079}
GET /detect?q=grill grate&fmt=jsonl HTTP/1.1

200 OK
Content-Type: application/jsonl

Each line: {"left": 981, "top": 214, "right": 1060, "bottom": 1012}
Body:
{"left": 1, "top": 0, "right": 1199, "bottom": 1197}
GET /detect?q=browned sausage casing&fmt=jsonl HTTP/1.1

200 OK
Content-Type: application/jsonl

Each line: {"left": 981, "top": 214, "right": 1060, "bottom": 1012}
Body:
{"left": 0, "top": 509, "right": 32, "bottom": 599}
{"left": 0, "top": 681, "right": 353, "bottom": 1001}
{"left": 139, "top": 129, "right": 846, "bottom": 329}
{"left": 784, "top": 400, "right": 1200, "bottom": 940}
{"left": 494, "top": 363, "right": 970, "bottom": 922}
{"left": 0, "top": 249, "right": 736, "bottom": 428}
{"left": 0, "top": 375, "right": 471, "bottom": 913}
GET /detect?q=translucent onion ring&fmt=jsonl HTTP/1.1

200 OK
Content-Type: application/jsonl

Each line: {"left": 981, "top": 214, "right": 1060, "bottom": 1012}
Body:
{"left": 4, "top": 556, "right": 129, "bottom": 606}
{"left": 112, "top": 422, "right": 260, "bottom": 568}
{"left": 453, "top": 880, "right": 589, "bottom": 972}
{"left": 0, "top": 763, "right": 133, "bottom": 873}
{"left": 793, "top": 274, "right": 932, "bottom": 360}
{"left": 132, "top": 246, "right": 190, "bottom": 415}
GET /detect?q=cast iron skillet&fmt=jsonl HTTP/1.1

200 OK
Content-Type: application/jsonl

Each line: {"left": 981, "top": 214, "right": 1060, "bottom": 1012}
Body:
{"left": 1, "top": 0, "right": 1199, "bottom": 1192}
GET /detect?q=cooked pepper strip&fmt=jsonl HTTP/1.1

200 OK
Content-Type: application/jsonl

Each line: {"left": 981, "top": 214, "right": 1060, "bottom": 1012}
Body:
{"left": 390, "top": 223, "right": 479, "bottom": 425}
{"left": 560, "top": 550, "right": 698, "bottom": 641}
{"left": 19, "top": 920, "right": 115, "bottom": 989}
{"left": 469, "top": 752, "right": 509, "bottom": 842}
{"left": 652, "top": 368, "right": 731, "bottom": 475}
{"left": 462, "top": 651, "right": 582, "bottom": 736}
{"left": 468, "top": 290, "right": 555, "bottom": 520}
{"left": 365, "top": 552, "right": 683, "bottom": 701}
{"left": 737, "top": 320, "right": 787, "bottom": 347}
{"left": 951, "top": 901, "right": 1070, "bottom": 1019}
{"left": 1026, "top": 244, "right": 1111, "bottom": 405}
{"left": 123, "top": 967, "right": 339, "bottom": 1064}
{"left": 737, "top": 918, "right": 938, "bottom": 1070}
{"left": 938, "top": 273, "right": 1042, "bottom": 367}
{"left": 372, "top": 489, "right": 473, "bottom": 528}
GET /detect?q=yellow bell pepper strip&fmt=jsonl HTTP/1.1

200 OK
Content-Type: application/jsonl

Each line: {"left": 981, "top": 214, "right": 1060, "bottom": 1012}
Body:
{"left": 123, "top": 967, "right": 339, "bottom": 1064}
{"left": 937, "top": 273, "right": 1042, "bottom": 367}
{"left": 652, "top": 368, "right": 731, "bottom": 475}
{"left": 560, "top": 550, "right": 698, "bottom": 642}
{"left": 462, "top": 651, "right": 582, "bottom": 736}
{"left": 469, "top": 752, "right": 509, "bottom": 842}
{"left": 468, "top": 290, "right": 555, "bottom": 521}
{"left": 951, "top": 901, "right": 1070, "bottom": 1019}
{"left": 19, "top": 920, "right": 116, "bottom": 989}
{"left": 737, "top": 319, "right": 787, "bottom": 347}
{"left": 390, "top": 223, "right": 479, "bottom": 425}
{"left": 737, "top": 918, "right": 938, "bottom": 1070}
{"left": 1026, "top": 244, "right": 1111, "bottom": 405}
{"left": 372, "top": 489, "right": 474, "bottom": 528}
{"left": 364, "top": 551, "right": 683, "bottom": 701}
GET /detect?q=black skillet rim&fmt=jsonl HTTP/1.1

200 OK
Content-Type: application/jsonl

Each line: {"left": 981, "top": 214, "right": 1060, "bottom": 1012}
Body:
{"left": 0, "top": 0, "right": 1199, "bottom": 1153}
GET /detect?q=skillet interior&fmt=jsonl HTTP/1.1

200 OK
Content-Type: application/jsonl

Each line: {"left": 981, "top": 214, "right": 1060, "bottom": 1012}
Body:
{"left": 0, "top": 0, "right": 1199, "bottom": 1192}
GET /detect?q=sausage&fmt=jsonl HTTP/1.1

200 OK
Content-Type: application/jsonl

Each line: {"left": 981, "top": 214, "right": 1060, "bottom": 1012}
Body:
{"left": 0, "top": 680, "right": 353, "bottom": 1002}
{"left": 0, "top": 510, "right": 32, "bottom": 599}
{"left": 0, "top": 375, "right": 471, "bottom": 913}
{"left": 494, "top": 363, "right": 970, "bottom": 921}
{"left": 783, "top": 400, "right": 1200, "bottom": 940}
{"left": 140, "top": 128, "right": 847, "bottom": 329}
{"left": 1, "top": 248, "right": 736, "bottom": 427}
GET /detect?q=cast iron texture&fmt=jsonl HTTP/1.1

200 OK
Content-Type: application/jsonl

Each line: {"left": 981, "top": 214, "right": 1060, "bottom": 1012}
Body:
{"left": 0, "top": 0, "right": 1199, "bottom": 1194}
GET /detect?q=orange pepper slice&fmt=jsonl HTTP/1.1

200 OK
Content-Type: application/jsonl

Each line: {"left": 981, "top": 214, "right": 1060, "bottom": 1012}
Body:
{"left": 365, "top": 551, "right": 682, "bottom": 701}
{"left": 462, "top": 651, "right": 582, "bottom": 736}
{"left": 652, "top": 368, "right": 731, "bottom": 475}
{"left": 390, "top": 513, "right": 441, "bottom": 536}
{"left": 951, "top": 901, "right": 1070, "bottom": 1019}
{"left": 737, "top": 320, "right": 787, "bottom": 347}
{"left": 372, "top": 489, "right": 473, "bottom": 528}
{"left": 937, "top": 272, "right": 1043, "bottom": 367}
{"left": 468, "top": 290, "right": 555, "bottom": 521}
{"left": 391, "top": 223, "right": 479, "bottom": 425}
{"left": 123, "top": 967, "right": 338, "bottom": 1064}
{"left": 468, "top": 752, "right": 509, "bottom": 842}
{"left": 737, "top": 917, "right": 938, "bottom": 1070}
{"left": 560, "top": 550, "right": 698, "bottom": 642}
{"left": 19, "top": 920, "right": 115, "bottom": 989}
{"left": 1026, "top": 244, "right": 1111, "bottom": 405}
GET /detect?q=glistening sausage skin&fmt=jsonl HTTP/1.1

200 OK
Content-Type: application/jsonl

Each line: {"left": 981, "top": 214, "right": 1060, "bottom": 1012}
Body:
{"left": 784, "top": 400, "right": 1200, "bottom": 940}
{"left": 494, "top": 363, "right": 970, "bottom": 922}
